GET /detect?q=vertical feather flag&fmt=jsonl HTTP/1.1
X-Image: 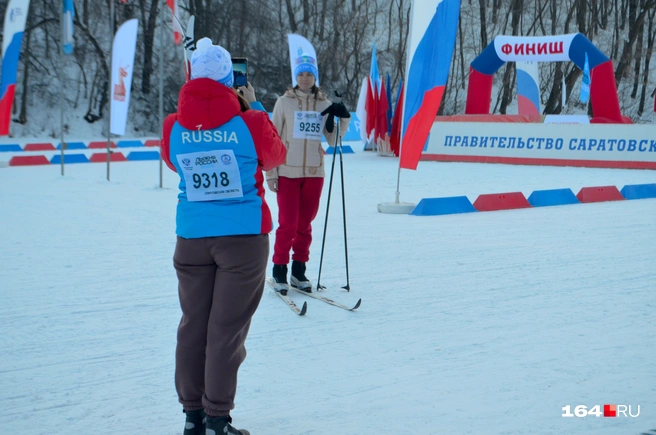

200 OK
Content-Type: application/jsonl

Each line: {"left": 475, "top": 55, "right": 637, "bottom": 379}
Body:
{"left": 0, "top": 0, "right": 31, "bottom": 136}
{"left": 386, "top": 72, "right": 393, "bottom": 132}
{"left": 561, "top": 76, "right": 567, "bottom": 109}
{"left": 365, "top": 44, "right": 380, "bottom": 143}
{"left": 376, "top": 77, "right": 389, "bottom": 145}
{"left": 110, "top": 19, "right": 139, "bottom": 136}
{"left": 399, "top": 0, "right": 461, "bottom": 170}
{"left": 166, "top": 0, "right": 183, "bottom": 45}
{"left": 62, "top": 0, "right": 74, "bottom": 54}
{"left": 287, "top": 34, "right": 319, "bottom": 86}
{"left": 579, "top": 52, "right": 590, "bottom": 104}
{"left": 355, "top": 77, "right": 369, "bottom": 143}
{"left": 390, "top": 81, "right": 404, "bottom": 157}
{"left": 370, "top": 43, "right": 380, "bottom": 94}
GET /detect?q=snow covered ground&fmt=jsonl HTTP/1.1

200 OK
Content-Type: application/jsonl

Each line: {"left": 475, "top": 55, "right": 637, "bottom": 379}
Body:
{"left": 1, "top": 148, "right": 655, "bottom": 434}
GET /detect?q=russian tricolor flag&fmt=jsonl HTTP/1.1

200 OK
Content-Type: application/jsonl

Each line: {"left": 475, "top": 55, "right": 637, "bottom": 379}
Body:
{"left": 399, "top": 0, "right": 461, "bottom": 170}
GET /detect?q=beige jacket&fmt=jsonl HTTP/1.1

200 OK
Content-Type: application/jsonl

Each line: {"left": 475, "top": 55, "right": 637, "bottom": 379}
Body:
{"left": 266, "top": 88, "right": 349, "bottom": 180}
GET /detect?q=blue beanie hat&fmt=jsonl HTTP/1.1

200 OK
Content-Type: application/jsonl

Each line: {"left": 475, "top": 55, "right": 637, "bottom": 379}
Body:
{"left": 190, "top": 38, "right": 234, "bottom": 88}
{"left": 293, "top": 54, "right": 319, "bottom": 82}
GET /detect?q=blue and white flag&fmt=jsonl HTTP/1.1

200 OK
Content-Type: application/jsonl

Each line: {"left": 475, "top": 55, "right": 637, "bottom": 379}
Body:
{"left": 62, "top": 0, "right": 74, "bottom": 54}
{"left": 580, "top": 52, "right": 590, "bottom": 104}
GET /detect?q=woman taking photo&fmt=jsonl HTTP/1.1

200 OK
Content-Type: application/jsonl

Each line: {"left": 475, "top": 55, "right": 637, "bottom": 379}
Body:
{"left": 161, "top": 38, "right": 286, "bottom": 435}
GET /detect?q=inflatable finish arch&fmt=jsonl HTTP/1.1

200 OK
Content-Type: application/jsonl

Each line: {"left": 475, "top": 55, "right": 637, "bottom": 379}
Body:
{"left": 465, "top": 33, "right": 627, "bottom": 123}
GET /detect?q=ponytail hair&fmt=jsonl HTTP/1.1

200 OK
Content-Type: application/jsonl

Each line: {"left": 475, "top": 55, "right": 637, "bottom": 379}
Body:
{"left": 234, "top": 89, "right": 252, "bottom": 112}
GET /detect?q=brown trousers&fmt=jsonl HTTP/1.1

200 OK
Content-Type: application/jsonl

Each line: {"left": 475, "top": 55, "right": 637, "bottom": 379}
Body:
{"left": 173, "top": 234, "right": 268, "bottom": 416}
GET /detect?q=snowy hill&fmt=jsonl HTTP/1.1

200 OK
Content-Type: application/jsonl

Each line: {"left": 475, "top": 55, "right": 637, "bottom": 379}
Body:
{"left": 1, "top": 151, "right": 655, "bottom": 434}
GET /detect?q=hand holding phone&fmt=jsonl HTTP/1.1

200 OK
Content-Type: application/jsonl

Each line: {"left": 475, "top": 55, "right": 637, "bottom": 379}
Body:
{"left": 238, "top": 82, "right": 256, "bottom": 103}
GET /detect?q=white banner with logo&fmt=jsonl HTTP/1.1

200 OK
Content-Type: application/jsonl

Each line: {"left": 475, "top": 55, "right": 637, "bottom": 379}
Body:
{"left": 287, "top": 33, "right": 319, "bottom": 87}
{"left": 110, "top": 19, "right": 139, "bottom": 136}
{"left": 494, "top": 34, "right": 576, "bottom": 63}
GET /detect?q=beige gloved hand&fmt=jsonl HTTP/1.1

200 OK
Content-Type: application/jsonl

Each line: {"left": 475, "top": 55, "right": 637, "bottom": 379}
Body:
{"left": 267, "top": 178, "right": 278, "bottom": 192}
{"left": 238, "top": 82, "right": 256, "bottom": 103}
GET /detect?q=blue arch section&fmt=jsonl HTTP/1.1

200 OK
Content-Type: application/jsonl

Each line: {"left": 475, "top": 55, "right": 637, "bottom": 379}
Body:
{"left": 471, "top": 42, "right": 505, "bottom": 75}
{"left": 528, "top": 188, "right": 580, "bottom": 207}
{"left": 411, "top": 196, "right": 477, "bottom": 216}
{"left": 569, "top": 34, "right": 609, "bottom": 70}
{"left": 620, "top": 183, "right": 656, "bottom": 200}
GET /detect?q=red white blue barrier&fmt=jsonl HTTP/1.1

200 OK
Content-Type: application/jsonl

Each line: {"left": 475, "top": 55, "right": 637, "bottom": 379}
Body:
{"left": 410, "top": 183, "right": 656, "bottom": 216}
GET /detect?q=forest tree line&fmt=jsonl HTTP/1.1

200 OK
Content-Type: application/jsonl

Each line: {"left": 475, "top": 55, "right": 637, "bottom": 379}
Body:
{"left": 1, "top": 0, "right": 655, "bottom": 137}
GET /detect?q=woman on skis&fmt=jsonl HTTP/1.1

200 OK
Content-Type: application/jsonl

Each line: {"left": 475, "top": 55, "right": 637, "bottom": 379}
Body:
{"left": 266, "top": 53, "right": 350, "bottom": 295}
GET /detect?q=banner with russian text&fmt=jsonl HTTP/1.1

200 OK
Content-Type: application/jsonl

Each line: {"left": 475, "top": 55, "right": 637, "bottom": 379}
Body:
{"left": 0, "top": 0, "right": 31, "bottom": 136}
{"left": 110, "top": 19, "right": 139, "bottom": 136}
{"left": 423, "top": 122, "right": 656, "bottom": 169}
{"left": 494, "top": 34, "right": 575, "bottom": 63}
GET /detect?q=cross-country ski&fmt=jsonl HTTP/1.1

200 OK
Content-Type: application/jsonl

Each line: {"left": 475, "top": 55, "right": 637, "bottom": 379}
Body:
{"left": 265, "top": 278, "right": 307, "bottom": 315}
{"left": 290, "top": 286, "right": 361, "bottom": 311}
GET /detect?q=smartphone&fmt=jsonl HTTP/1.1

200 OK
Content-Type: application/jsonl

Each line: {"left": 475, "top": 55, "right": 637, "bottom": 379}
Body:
{"left": 231, "top": 57, "right": 248, "bottom": 88}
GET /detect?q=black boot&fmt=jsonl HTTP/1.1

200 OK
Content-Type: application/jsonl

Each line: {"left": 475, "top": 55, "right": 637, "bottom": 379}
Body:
{"left": 272, "top": 264, "right": 289, "bottom": 295}
{"left": 205, "top": 415, "right": 250, "bottom": 435}
{"left": 182, "top": 409, "right": 206, "bottom": 435}
{"left": 291, "top": 260, "right": 312, "bottom": 292}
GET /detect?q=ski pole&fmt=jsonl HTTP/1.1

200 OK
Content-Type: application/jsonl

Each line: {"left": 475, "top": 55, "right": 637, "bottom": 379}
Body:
{"left": 337, "top": 129, "right": 350, "bottom": 291}
{"left": 315, "top": 115, "right": 340, "bottom": 291}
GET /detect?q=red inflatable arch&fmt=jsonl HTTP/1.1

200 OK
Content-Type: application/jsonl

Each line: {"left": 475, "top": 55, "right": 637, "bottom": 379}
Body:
{"left": 465, "top": 33, "right": 630, "bottom": 124}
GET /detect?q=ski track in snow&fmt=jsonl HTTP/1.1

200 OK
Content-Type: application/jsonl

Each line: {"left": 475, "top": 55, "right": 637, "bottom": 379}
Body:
{"left": 0, "top": 150, "right": 655, "bottom": 434}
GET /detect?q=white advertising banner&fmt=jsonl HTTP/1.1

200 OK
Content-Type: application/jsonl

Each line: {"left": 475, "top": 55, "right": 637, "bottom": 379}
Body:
{"left": 493, "top": 34, "right": 576, "bottom": 63}
{"left": 425, "top": 122, "right": 656, "bottom": 169}
{"left": 110, "top": 19, "right": 139, "bottom": 136}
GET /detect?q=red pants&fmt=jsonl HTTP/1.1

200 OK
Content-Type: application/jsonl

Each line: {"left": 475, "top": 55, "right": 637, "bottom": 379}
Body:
{"left": 272, "top": 176, "right": 324, "bottom": 265}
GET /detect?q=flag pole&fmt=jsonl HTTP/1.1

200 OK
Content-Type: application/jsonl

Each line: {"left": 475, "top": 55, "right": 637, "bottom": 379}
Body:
{"left": 107, "top": 0, "right": 114, "bottom": 182}
{"left": 59, "top": 0, "right": 65, "bottom": 176}
{"left": 377, "top": 0, "right": 416, "bottom": 214}
{"left": 158, "top": 0, "right": 164, "bottom": 189}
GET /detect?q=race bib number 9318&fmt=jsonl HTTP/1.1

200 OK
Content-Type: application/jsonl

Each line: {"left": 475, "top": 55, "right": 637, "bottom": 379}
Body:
{"left": 176, "top": 150, "right": 243, "bottom": 202}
